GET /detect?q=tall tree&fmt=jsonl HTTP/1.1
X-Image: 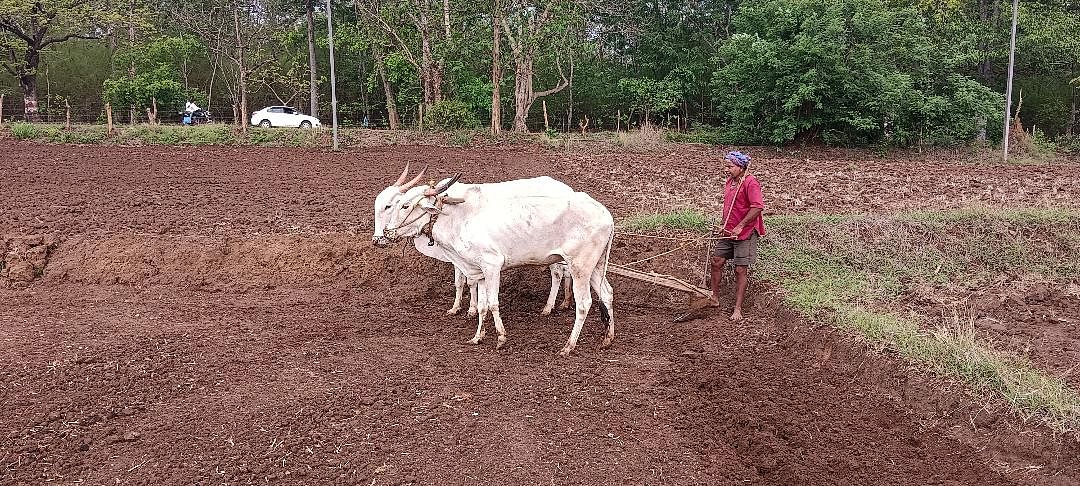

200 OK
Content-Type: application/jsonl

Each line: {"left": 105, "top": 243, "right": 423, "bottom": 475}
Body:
{"left": 356, "top": 0, "right": 452, "bottom": 108}
{"left": 500, "top": 0, "right": 575, "bottom": 132}
{"left": 164, "top": 0, "right": 296, "bottom": 132}
{"left": 490, "top": 0, "right": 502, "bottom": 134}
{"left": 0, "top": 0, "right": 120, "bottom": 120}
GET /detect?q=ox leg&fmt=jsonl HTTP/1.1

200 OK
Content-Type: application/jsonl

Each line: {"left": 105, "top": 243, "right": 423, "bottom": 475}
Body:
{"left": 481, "top": 267, "right": 509, "bottom": 349}
{"left": 559, "top": 275, "right": 594, "bottom": 356}
{"left": 448, "top": 267, "right": 465, "bottom": 315}
{"left": 558, "top": 269, "right": 573, "bottom": 310}
{"left": 469, "top": 282, "right": 488, "bottom": 344}
{"left": 591, "top": 271, "right": 615, "bottom": 349}
{"left": 467, "top": 281, "right": 478, "bottom": 317}
{"left": 541, "top": 265, "right": 561, "bottom": 315}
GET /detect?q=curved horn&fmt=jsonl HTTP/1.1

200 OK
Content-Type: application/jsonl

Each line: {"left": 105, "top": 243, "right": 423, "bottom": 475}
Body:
{"left": 424, "top": 173, "right": 461, "bottom": 196}
{"left": 393, "top": 163, "right": 411, "bottom": 186}
{"left": 398, "top": 167, "right": 427, "bottom": 193}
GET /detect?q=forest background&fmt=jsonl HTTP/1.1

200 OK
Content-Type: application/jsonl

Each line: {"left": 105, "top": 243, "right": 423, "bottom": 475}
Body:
{"left": 2, "top": 0, "right": 1079, "bottom": 149}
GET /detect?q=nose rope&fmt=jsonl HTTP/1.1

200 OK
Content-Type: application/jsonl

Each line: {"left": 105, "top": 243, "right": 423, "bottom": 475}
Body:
{"left": 383, "top": 196, "right": 430, "bottom": 241}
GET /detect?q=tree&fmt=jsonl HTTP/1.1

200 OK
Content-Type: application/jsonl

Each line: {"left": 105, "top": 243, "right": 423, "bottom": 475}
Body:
{"left": 163, "top": 0, "right": 298, "bottom": 132}
{"left": 355, "top": 0, "right": 453, "bottom": 109}
{"left": 500, "top": 0, "right": 578, "bottom": 132}
{"left": 711, "top": 0, "right": 1002, "bottom": 146}
{"left": 102, "top": 36, "right": 205, "bottom": 120}
{"left": 0, "top": 0, "right": 120, "bottom": 120}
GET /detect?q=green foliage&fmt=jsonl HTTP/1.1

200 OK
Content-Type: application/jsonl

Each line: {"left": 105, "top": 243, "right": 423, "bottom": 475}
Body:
{"left": 11, "top": 122, "right": 36, "bottom": 139}
{"left": 618, "top": 209, "right": 714, "bottom": 234}
{"left": 617, "top": 77, "right": 682, "bottom": 124}
{"left": 710, "top": 0, "right": 1002, "bottom": 146}
{"left": 664, "top": 124, "right": 728, "bottom": 144}
{"left": 102, "top": 37, "right": 206, "bottom": 113}
{"left": 116, "top": 124, "right": 237, "bottom": 145}
{"left": 426, "top": 100, "right": 479, "bottom": 131}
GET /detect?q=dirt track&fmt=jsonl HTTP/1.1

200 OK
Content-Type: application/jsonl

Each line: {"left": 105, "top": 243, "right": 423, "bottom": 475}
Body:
{"left": 2, "top": 139, "right": 1080, "bottom": 485}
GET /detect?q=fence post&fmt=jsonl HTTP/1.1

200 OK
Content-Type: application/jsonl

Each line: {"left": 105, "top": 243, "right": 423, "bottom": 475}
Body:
{"left": 106, "top": 105, "right": 114, "bottom": 134}
{"left": 542, "top": 100, "right": 549, "bottom": 132}
{"left": 0, "top": 93, "right": 4, "bottom": 124}
{"left": 65, "top": 100, "right": 71, "bottom": 129}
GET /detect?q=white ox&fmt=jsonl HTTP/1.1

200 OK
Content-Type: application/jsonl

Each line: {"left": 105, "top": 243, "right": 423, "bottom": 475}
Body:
{"left": 390, "top": 166, "right": 573, "bottom": 317}
{"left": 412, "top": 233, "right": 572, "bottom": 316}
{"left": 373, "top": 167, "right": 615, "bottom": 356}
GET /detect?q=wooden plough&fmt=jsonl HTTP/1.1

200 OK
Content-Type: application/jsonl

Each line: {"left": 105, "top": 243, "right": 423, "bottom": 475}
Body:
{"left": 606, "top": 235, "right": 726, "bottom": 321}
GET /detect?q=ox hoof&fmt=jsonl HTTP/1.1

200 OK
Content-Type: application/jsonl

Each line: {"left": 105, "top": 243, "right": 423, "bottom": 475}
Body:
{"left": 558, "top": 344, "right": 575, "bottom": 356}
{"left": 558, "top": 302, "right": 572, "bottom": 310}
{"left": 468, "top": 336, "right": 483, "bottom": 345}
{"left": 540, "top": 308, "right": 553, "bottom": 316}
{"left": 447, "top": 308, "right": 461, "bottom": 316}
{"left": 600, "top": 336, "right": 614, "bottom": 349}
{"left": 495, "top": 337, "right": 508, "bottom": 350}
{"left": 466, "top": 309, "right": 478, "bottom": 318}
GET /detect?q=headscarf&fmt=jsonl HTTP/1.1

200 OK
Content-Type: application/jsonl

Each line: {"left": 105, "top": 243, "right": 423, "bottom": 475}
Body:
{"left": 725, "top": 150, "right": 750, "bottom": 169}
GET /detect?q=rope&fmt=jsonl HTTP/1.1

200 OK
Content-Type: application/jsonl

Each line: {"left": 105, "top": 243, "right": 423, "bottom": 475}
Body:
{"left": 614, "top": 231, "right": 731, "bottom": 243}
{"left": 620, "top": 242, "right": 693, "bottom": 267}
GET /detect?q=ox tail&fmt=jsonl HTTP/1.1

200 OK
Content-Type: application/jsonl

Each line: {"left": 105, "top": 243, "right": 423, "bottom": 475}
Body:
{"left": 595, "top": 225, "right": 615, "bottom": 326}
{"left": 597, "top": 300, "right": 610, "bottom": 326}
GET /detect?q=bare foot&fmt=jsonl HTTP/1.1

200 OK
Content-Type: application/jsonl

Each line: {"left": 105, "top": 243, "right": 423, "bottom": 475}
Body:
{"left": 730, "top": 310, "right": 744, "bottom": 322}
{"left": 709, "top": 297, "right": 720, "bottom": 308}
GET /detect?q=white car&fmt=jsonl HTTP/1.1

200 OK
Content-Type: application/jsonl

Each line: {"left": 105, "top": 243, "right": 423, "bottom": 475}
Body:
{"left": 250, "top": 106, "right": 321, "bottom": 128}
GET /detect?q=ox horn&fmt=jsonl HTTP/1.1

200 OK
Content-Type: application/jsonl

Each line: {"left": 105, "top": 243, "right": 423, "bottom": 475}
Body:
{"left": 398, "top": 167, "right": 427, "bottom": 193}
{"left": 393, "top": 163, "right": 411, "bottom": 186}
{"left": 425, "top": 173, "right": 461, "bottom": 197}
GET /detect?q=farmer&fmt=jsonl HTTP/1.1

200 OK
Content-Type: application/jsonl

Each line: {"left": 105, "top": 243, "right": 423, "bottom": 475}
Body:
{"left": 709, "top": 150, "right": 766, "bottom": 321}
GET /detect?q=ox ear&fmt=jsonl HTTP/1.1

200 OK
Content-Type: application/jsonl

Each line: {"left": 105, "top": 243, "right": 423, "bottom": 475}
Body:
{"left": 441, "top": 196, "right": 465, "bottom": 205}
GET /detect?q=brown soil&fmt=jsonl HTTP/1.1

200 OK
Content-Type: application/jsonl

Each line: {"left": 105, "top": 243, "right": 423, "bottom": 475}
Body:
{"left": 2, "top": 140, "right": 1080, "bottom": 485}
{"left": 904, "top": 279, "right": 1080, "bottom": 389}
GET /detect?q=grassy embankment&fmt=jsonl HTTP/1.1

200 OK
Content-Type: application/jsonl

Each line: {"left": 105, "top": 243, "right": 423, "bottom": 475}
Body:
{"left": 620, "top": 208, "right": 1080, "bottom": 433}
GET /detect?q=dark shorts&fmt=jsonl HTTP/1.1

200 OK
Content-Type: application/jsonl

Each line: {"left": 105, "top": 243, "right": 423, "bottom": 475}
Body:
{"left": 711, "top": 231, "right": 759, "bottom": 266}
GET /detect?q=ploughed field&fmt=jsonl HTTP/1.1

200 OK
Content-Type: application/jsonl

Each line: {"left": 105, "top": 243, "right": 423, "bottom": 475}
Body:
{"left": 2, "top": 140, "right": 1079, "bottom": 485}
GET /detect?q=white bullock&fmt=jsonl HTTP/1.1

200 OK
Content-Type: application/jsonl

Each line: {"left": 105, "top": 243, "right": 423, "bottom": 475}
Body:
{"left": 383, "top": 165, "right": 574, "bottom": 317}
{"left": 373, "top": 168, "right": 615, "bottom": 356}
{"left": 412, "top": 233, "right": 572, "bottom": 316}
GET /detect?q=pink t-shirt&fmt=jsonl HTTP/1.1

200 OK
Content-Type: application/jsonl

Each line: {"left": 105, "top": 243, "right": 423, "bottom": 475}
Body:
{"left": 721, "top": 174, "right": 766, "bottom": 240}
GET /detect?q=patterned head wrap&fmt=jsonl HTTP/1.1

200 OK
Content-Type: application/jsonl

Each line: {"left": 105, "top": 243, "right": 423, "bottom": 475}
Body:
{"left": 725, "top": 151, "right": 750, "bottom": 169}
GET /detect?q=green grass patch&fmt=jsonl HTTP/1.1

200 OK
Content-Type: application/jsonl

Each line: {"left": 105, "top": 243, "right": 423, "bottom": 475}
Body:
{"left": 617, "top": 208, "right": 714, "bottom": 234}
{"left": 752, "top": 208, "right": 1080, "bottom": 432}
{"left": 11, "top": 122, "right": 38, "bottom": 139}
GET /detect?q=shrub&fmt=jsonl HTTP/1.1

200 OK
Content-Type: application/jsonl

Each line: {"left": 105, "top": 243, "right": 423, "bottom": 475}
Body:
{"left": 426, "top": 100, "right": 480, "bottom": 131}
{"left": 710, "top": 0, "right": 1002, "bottom": 147}
{"left": 11, "top": 122, "right": 37, "bottom": 140}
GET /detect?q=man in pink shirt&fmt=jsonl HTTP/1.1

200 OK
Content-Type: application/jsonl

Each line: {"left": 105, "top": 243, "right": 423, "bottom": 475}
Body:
{"left": 709, "top": 150, "right": 766, "bottom": 321}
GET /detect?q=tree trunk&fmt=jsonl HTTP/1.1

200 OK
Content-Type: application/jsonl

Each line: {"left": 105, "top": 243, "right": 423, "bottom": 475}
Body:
{"left": 306, "top": 0, "right": 320, "bottom": 118}
{"left": 511, "top": 56, "right": 533, "bottom": 132}
{"left": 1068, "top": 98, "right": 1077, "bottom": 138}
{"left": 20, "top": 72, "right": 40, "bottom": 122}
{"left": 372, "top": 44, "right": 399, "bottom": 129}
{"left": 129, "top": 0, "right": 136, "bottom": 124}
{"left": 235, "top": 8, "right": 249, "bottom": 135}
{"left": 490, "top": 2, "right": 502, "bottom": 135}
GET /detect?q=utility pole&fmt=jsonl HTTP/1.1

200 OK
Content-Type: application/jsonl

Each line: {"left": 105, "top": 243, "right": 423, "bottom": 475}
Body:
{"left": 326, "top": 0, "right": 340, "bottom": 150}
{"left": 1003, "top": 0, "right": 1019, "bottom": 161}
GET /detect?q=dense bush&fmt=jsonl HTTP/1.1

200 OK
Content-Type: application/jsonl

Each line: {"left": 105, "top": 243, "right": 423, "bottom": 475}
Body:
{"left": 426, "top": 100, "right": 480, "bottom": 131}
{"left": 710, "top": 0, "right": 1003, "bottom": 146}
